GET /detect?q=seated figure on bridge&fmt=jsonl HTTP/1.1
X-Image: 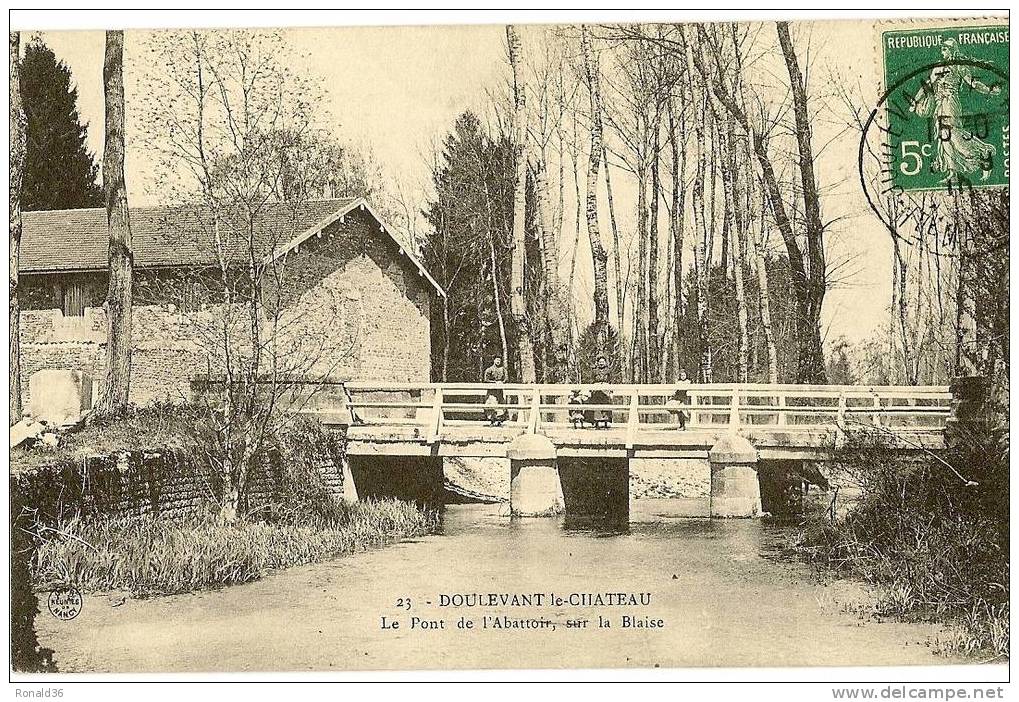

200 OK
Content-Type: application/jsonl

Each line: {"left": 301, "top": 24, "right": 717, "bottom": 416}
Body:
{"left": 483, "top": 356, "right": 507, "bottom": 426}
{"left": 568, "top": 388, "right": 589, "bottom": 428}
{"left": 587, "top": 356, "right": 613, "bottom": 429}
{"left": 666, "top": 369, "right": 692, "bottom": 430}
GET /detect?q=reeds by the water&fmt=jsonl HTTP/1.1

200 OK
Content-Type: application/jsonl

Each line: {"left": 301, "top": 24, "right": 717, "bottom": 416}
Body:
{"left": 799, "top": 425, "right": 1009, "bottom": 660}
{"left": 33, "top": 499, "right": 438, "bottom": 597}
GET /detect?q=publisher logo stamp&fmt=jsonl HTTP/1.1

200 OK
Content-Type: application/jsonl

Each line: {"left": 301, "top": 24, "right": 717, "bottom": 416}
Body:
{"left": 47, "top": 587, "right": 83, "bottom": 621}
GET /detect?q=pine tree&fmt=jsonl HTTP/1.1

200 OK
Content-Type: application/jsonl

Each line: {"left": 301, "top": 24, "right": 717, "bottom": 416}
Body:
{"left": 21, "top": 38, "right": 103, "bottom": 211}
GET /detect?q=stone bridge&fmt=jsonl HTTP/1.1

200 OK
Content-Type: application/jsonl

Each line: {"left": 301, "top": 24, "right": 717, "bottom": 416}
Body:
{"left": 302, "top": 382, "right": 956, "bottom": 519}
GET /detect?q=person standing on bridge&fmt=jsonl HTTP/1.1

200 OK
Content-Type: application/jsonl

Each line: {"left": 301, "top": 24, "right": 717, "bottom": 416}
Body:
{"left": 483, "top": 356, "right": 507, "bottom": 426}
{"left": 587, "top": 355, "right": 613, "bottom": 429}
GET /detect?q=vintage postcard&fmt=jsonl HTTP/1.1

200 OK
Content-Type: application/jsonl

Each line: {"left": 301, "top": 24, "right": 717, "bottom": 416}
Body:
{"left": 7, "top": 10, "right": 1010, "bottom": 685}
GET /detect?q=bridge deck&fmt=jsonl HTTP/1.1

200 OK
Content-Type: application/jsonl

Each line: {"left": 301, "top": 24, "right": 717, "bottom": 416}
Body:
{"left": 303, "top": 381, "right": 952, "bottom": 461}
{"left": 341, "top": 424, "right": 945, "bottom": 459}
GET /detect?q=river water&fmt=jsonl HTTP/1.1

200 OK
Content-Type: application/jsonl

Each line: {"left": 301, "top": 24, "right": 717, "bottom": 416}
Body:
{"left": 36, "top": 499, "right": 965, "bottom": 672}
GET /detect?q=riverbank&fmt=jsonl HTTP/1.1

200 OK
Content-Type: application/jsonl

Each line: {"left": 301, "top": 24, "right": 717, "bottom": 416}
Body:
{"left": 34, "top": 501, "right": 978, "bottom": 673}
{"left": 32, "top": 500, "right": 439, "bottom": 597}
{"left": 11, "top": 404, "right": 443, "bottom": 670}
{"left": 795, "top": 426, "right": 1009, "bottom": 661}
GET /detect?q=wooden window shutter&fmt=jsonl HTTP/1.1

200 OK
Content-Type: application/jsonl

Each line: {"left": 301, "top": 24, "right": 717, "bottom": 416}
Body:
{"left": 61, "top": 281, "right": 88, "bottom": 316}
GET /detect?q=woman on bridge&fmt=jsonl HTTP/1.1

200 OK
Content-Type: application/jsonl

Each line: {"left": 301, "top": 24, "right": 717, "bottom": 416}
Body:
{"left": 483, "top": 356, "right": 507, "bottom": 426}
{"left": 587, "top": 356, "right": 613, "bottom": 429}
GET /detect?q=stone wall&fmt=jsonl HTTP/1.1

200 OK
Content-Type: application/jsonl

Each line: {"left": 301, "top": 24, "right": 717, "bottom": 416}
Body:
{"left": 11, "top": 450, "right": 346, "bottom": 525}
{"left": 19, "top": 305, "right": 207, "bottom": 408}
{"left": 18, "top": 208, "right": 435, "bottom": 407}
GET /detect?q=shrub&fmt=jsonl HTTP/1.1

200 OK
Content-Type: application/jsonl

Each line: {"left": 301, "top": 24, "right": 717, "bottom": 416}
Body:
{"left": 801, "top": 423, "right": 1009, "bottom": 659}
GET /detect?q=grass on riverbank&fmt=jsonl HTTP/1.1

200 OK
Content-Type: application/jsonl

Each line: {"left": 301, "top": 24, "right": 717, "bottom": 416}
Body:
{"left": 11, "top": 403, "right": 196, "bottom": 475}
{"left": 799, "top": 426, "right": 1008, "bottom": 660}
{"left": 33, "top": 499, "right": 438, "bottom": 597}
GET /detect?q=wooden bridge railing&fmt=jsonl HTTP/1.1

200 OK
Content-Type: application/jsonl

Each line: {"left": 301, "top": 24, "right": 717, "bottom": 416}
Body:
{"left": 319, "top": 382, "right": 952, "bottom": 446}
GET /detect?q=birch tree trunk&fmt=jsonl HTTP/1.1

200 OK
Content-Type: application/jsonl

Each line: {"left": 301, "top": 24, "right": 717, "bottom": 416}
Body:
{"left": 647, "top": 112, "right": 662, "bottom": 381}
{"left": 531, "top": 161, "right": 570, "bottom": 378}
{"left": 633, "top": 159, "right": 649, "bottom": 381}
{"left": 506, "top": 25, "right": 536, "bottom": 382}
{"left": 10, "top": 32, "right": 25, "bottom": 424}
{"left": 532, "top": 162, "right": 560, "bottom": 286}
{"left": 693, "top": 112, "right": 711, "bottom": 382}
{"left": 580, "top": 25, "right": 610, "bottom": 344}
{"left": 750, "top": 179, "right": 779, "bottom": 383}
{"left": 96, "top": 30, "right": 134, "bottom": 414}
{"left": 724, "top": 115, "right": 749, "bottom": 383}
{"left": 891, "top": 218, "right": 915, "bottom": 384}
{"left": 602, "top": 142, "right": 627, "bottom": 378}
{"left": 669, "top": 95, "right": 687, "bottom": 381}
{"left": 684, "top": 29, "right": 712, "bottom": 382}
{"left": 730, "top": 174, "right": 749, "bottom": 383}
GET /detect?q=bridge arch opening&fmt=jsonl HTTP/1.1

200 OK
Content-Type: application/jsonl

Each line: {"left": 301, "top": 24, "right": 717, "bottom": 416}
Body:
{"left": 557, "top": 457, "right": 629, "bottom": 528}
{"left": 346, "top": 455, "right": 446, "bottom": 507}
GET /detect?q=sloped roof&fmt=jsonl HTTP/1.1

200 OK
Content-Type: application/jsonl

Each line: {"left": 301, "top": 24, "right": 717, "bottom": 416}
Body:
{"left": 19, "top": 197, "right": 445, "bottom": 297}
{"left": 20, "top": 198, "right": 358, "bottom": 272}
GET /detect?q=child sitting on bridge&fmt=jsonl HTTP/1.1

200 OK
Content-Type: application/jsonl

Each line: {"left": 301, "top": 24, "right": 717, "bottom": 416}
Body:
{"left": 665, "top": 369, "right": 692, "bottom": 430}
{"left": 568, "top": 388, "right": 588, "bottom": 428}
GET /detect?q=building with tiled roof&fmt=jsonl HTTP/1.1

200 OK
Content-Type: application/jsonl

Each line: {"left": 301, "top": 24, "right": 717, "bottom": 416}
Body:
{"left": 18, "top": 197, "right": 444, "bottom": 405}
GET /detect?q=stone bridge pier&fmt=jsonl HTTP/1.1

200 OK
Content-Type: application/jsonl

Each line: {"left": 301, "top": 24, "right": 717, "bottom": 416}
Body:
{"left": 506, "top": 433, "right": 564, "bottom": 517}
{"left": 503, "top": 432, "right": 765, "bottom": 519}
{"left": 708, "top": 434, "right": 762, "bottom": 518}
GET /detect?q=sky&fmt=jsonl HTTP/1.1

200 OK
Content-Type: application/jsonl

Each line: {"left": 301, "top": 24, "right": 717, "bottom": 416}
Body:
{"left": 27, "top": 18, "right": 972, "bottom": 347}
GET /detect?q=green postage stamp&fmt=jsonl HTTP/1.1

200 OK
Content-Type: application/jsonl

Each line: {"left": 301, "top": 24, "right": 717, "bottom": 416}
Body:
{"left": 881, "top": 23, "right": 1010, "bottom": 191}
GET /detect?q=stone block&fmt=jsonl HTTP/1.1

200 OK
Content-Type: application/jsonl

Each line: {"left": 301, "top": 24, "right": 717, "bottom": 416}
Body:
{"left": 28, "top": 369, "right": 93, "bottom": 424}
{"left": 506, "top": 433, "right": 556, "bottom": 460}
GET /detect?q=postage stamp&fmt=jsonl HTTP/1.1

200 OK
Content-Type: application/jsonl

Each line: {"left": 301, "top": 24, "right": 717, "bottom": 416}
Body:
{"left": 881, "top": 24, "right": 1009, "bottom": 192}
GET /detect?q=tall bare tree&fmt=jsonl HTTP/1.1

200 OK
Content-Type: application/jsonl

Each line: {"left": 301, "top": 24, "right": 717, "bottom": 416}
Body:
{"left": 602, "top": 142, "right": 625, "bottom": 367}
{"left": 10, "top": 32, "right": 26, "bottom": 423}
{"left": 647, "top": 105, "right": 663, "bottom": 379}
{"left": 750, "top": 174, "right": 779, "bottom": 383}
{"left": 141, "top": 29, "right": 351, "bottom": 521}
{"left": 506, "top": 25, "right": 537, "bottom": 382}
{"left": 579, "top": 25, "right": 610, "bottom": 344}
{"left": 687, "top": 22, "right": 827, "bottom": 383}
{"left": 95, "top": 30, "right": 133, "bottom": 414}
{"left": 776, "top": 21, "right": 827, "bottom": 382}
{"left": 723, "top": 112, "right": 750, "bottom": 382}
{"left": 667, "top": 93, "right": 687, "bottom": 380}
{"left": 681, "top": 27, "right": 713, "bottom": 382}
